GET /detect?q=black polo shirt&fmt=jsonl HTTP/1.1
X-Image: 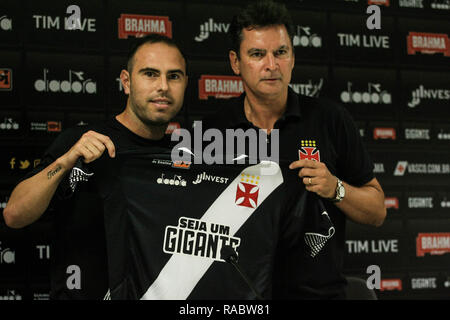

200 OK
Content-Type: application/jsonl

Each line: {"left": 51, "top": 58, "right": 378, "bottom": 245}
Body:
{"left": 201, "top": 87, "right": 375, "bottom": 299}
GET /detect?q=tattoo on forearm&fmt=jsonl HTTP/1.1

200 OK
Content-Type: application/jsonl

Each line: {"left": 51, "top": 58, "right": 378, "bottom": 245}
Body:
{"left": 47, "top": 166, "right": 62, "bottom": 179}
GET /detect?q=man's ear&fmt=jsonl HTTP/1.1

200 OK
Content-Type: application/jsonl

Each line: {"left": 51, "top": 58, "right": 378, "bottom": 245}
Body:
{"left": 120, "top": 69, "right": 131, "bottom": 95}
{"left": 229, "top": 50, "right": 240, "bottom": 75}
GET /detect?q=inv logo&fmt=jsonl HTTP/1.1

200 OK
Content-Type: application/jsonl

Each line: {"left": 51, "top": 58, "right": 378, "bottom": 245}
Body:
{"left": 289, "top": 78, "right": 323, "bottom": 97}
{"left": 0, "top": 15, "right": 12, "bottom": 31}
{"left": 408, "top": 85, "right": 450, "bottom": 108}
{"left": 34, "top": 69, "right": 97, "bottom": 94}
{"left": 194, "top": 18, "right": 230, "bottom": 42}
{"left": 341, "top": 82, "right": 391, "bottom": 104}
{"left": 293, "top": 26, "right": 322, "bottom": 47}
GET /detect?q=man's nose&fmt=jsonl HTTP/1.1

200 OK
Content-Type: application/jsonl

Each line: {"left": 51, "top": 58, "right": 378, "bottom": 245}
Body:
{"left": 157, "top": 75, "right": 169, "bottom": 92}
{"left": 264, "top": 53, "right": 277, "bottom": 71}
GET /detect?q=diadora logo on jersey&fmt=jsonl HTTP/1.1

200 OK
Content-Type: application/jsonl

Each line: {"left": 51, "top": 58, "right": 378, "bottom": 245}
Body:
{"left": 192, "top": 172, "right": 230, "bottom": 185}
{"left": 298, "top": 140, "right": 320, "bottom": 161}
{"left": 118, "top": 14, "right": 172, "bottom": 39}
{"left": 416, "top": 232, "right": 450, "bottom": 257}
{"left": 194, "top": 18, "right": 230, "bottom": 42}
{"left": 235, "top": 174, "right": 260, "bottom": 208}
{"left": 0, "top": 68, "right": 12, "bottom": 91}
{"left": 156, "top": 173, "right": 187, "bottom": 187}
{"left": 163, "top": 217, "right": 240, "bottom": 262}
{"left": 198, "top": 75, "right": 243, "bottom": 100}
{"left": 407, "top": 32, "right": 450, "bottom": 57}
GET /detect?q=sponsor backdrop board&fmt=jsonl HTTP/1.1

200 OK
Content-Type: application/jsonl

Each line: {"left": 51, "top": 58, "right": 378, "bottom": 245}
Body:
{"left": 0, "top": 0, "right": 449, "bottom": 300}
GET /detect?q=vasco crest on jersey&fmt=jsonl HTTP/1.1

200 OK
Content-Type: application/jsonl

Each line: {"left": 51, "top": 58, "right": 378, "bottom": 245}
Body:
{"left": 298, "top": 140, "right": 320, "bottom": 162}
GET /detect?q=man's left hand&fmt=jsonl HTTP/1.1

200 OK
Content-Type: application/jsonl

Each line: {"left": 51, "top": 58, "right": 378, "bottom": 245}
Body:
{"left": 289, "top": 159, "right": 337, "bottom": 199}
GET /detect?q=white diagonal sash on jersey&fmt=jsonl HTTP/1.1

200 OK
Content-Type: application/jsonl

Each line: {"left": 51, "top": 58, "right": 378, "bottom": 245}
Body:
{"left": 140, "top": 161, "right": 283, "bottom": 300}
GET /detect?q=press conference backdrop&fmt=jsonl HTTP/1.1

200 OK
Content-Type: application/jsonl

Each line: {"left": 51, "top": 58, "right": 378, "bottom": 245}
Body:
{"left": 0, "top": 0, "right": 449, "bottom": 300}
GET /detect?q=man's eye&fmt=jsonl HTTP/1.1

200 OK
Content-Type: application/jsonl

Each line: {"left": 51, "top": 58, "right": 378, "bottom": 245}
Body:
{"left": 145, "top": 71, "right": 158, "bottom": 77}
{"left": 250, "top": 52, "right": 263, "bottom": 57}
{"left": 168, "top": 73, "right": 181, "bottom": 80}
{"left": 276, "top": 49, "right": 288, "bottom": 56}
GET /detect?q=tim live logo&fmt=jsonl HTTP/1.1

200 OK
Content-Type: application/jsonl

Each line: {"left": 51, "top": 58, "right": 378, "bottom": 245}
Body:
{"left": 118, "top": 14, "right": 172, "bottom": 39}
{"left": 198, "top": 75, "right": 243, "bottom": 100}
{"left": 407, "top": 32, "right": 450, "bottom": 57}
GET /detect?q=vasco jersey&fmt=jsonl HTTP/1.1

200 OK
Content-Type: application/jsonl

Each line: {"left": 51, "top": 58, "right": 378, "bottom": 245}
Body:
{"left": 89, "top": 150, "right": 334, "bottom": 300}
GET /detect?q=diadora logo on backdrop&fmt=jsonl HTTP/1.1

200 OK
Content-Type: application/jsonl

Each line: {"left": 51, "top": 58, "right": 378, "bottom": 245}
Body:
{"left": 0, "top": 68, "right": 12, "bottom": 91}
{"left": 0, "top": 241, "right": 15, "bottom": 264}
{"left": 394, "top": 161, "right": 450, "bottom": 176}
{"left": 198, "top": 75, "right": 243, "bottom": 100}
{"left": 236, "top": 174, "right": 260, "bottom": 209}
{"left": 34, "top": 69, "right": 97, "bottom": 94}
{"left": 0, "top": 118, "right": 19, "bottom": 131}
{"left": 293, "top": 26, "right": 322, "bottom": 48}
{"left": 118, "top": 14, "right": 172, "bottom": 39}
{"left": 163, "top": 217, "right": 240, "bottom": 261}
{"left": 407, "top": 85, "right": 450, "bottom": 108}
{"left": 0, "top": 15, "right": 12, "bottom": 31}
{"left": 289, "top": 79, "right": 323, "bottom": 97}
{"left": 195, "top": 18, "right": 230, "bottom": 42}
{"left": 431, "top": 0, "right": 450, "bottom": 10}
{"left": 416, "top": 232, "right": 450, "bottom": 257}
{"left": 298, "top": 140, "right": 320, "bottom": 162}
{"left": 407, "top": 32, "right": 450, "bottom": 57}
{"left": 337, "top": 33, "right": 390, "bottom": 49}
{"left": 0, "top": 290, "right": 22, "bottom": 300}
{"left": 341, "top": 82, "right": 392, "bottom": 105}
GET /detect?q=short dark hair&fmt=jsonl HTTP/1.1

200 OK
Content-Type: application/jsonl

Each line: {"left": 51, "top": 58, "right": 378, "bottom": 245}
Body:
{"left": 229, "top": 0, "right": 295, "bottom": 58}
{"left": 126, "top": 33, "right": 187, "bottom": 74}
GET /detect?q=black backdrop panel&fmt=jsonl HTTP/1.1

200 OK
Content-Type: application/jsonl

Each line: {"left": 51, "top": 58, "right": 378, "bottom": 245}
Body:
{"left": 398, "top": 17, "right": 450, "bottom": 66}
{"left": 331, "top": 13, "right": 395, "bottom": 63}
{"left": 24, "top": 0, "right": 104, "bottom": 49}
{"left": 344, "top": 219, "right": 405, "bottom": 272}
{"left": 107, "top": 0, "right": 184, "bottom": 52}
{"left": 0, "top": 51, "right": 21, "bottom": 106}
{"left": 400, "top": 70, "right": 450, "bottom": 117}
{"left": 107, "top": 56, "right": 128, "bottom": 112}
{"left": 290, "top": 65, "right": 329, "bottom": 98}
{"left": 332, "top": 67, "right": 397, "bottom": 118}
{"left": 184, "top": 3, "right": 238, "bottom": 58}
{"left": 25, "top": 52, "right": 103, "bottom": 108}
{"left": 0, "top": 0, "right": 23, "bottom": 47}
{"left": 0, "top": 110, "right": 24, "bottom": 139}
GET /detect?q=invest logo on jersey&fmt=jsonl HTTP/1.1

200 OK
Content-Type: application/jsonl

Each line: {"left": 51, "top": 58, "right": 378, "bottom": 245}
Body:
{"left": 192, "top": 172, "right": 229, "bottom": 185}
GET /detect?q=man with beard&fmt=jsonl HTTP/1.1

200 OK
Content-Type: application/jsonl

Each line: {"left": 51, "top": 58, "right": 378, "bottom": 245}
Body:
{"left": 3, "top": 34, "right": 188, "bottom": 299}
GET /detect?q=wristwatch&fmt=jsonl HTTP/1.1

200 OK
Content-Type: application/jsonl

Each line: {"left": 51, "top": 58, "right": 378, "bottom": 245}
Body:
{"left": 330, "top": 178, "right": 345, "bottom": 202}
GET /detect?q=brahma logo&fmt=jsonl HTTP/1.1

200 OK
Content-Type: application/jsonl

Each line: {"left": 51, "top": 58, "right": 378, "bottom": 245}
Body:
{"left": 118, "top": 14, "right": 172, "bottom": 39}
{"left": 394, "top": 161, "right": 408, "bottom": 176}
{"left": 293, "top": 26, "right": 322, "bottom": 48}
{"left": 368, "top": 0, "right": 390, "bottom": 6}
{"left": 407, "top": 32, "right": 450, "bottom": 57}
{"left": 298, "top": 140, "right": 320, "bottom": 162}
{"left": 34, "top": 69, "right": 97, "bottom": 94}
{"left": 194, "top": 18, "right": 230, "bottom": 42}
{"left": 198, "top": 75, "right": 243, "bottom": 100}
{"left": 416, "top": 232, "right": 450, "bottom": 257}
{"left": 341, "top": 82, "right": 391, "bottom": 104}
{"left": 373, "top": 127, "right": 396, "bottom": 140}
{"left": 0, "top": 68, "right": 12, "bottom": 91}
{"left": 380, "top": 279, "right": 402, "bottom": 291}
{"left": 408, "top": 85, "right": 450, "bottom": 108}
{"left": 235, "top": 173, "right": 259, "bottom": 209}
{"left": 289, "top": 79, "right": 323, "bottom": 97}
{"left": 385, "top": 197, "right": 399, "bottom": 209}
